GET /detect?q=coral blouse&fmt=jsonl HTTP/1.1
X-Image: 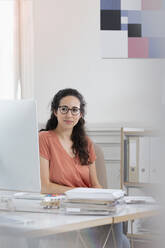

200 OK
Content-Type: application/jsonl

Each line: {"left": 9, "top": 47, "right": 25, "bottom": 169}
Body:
{"left": 39, "top": 131, "right": 96, "bottom": 187}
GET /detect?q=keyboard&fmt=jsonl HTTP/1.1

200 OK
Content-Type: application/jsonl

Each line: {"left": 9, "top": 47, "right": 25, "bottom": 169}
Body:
{"left": 14, "top": 192, "right": 45, "bottom": 200}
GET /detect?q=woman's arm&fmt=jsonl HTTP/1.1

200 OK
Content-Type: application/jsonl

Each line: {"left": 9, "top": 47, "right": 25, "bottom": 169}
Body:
{"left": 89, "top": 162, "right": 102, "bottom": 188}
{"left": 40, "top": 156, "right": 73, "bottom": 194}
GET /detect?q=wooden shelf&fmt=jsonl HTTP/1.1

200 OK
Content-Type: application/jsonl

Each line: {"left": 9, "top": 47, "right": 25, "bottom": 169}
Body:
{"left": 123, "top": 129, "right": 159, "bottom": 138}
{"left": 127, "top": 233, "right": 159, "bottom": 240}
{"left": 123, "top": 182, "right": 153, "bottom": 188}
{"left": 124, "top": 182, "right": 161, "bottom": 188}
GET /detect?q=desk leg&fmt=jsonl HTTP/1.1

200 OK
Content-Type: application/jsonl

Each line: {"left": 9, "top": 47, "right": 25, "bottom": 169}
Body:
{"left": 76, "top": 224, "right": 117, "bottom": 248}
{"left": 123, "top": 221, "right": 128, "bottom": 235}
{"left": 130, "top": 220, "right": 134, "bottom": 248}
{"left": 76, "top": 230, "right": 89, "bottom": 248}
{"left": 26, "top": 238, "right": 40, "bottom": 248}
{"left": 102, "top": 223, "right": 117, "bottom": 248}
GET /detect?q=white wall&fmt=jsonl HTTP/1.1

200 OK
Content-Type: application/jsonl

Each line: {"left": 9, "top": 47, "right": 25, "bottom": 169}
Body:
{"left": 33, "top": 0, "right": 164, "bottom": 128}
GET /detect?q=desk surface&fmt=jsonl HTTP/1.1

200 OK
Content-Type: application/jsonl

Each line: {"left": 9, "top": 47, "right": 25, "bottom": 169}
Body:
{"left": 0, "top": 198, "right": 159, "bottom": 238}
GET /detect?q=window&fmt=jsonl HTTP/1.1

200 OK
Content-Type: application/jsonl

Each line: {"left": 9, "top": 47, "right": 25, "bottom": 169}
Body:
{"left": 0, "top": 0, "right": 33, "bottom": 100}
{"left": 0, "top": 0, "right": 20, "bottom": 99}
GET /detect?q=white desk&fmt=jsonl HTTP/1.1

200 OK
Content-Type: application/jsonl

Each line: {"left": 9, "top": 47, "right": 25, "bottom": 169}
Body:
{"left": 0, "top": 198, "right": 159, "bottom": 239}
{"left": 0, "top": 192, "right": 160, "bottom": 248}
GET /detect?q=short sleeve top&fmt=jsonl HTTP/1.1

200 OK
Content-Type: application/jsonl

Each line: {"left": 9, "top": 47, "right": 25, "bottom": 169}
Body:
{"left": 39, "top": 131, "right": 96, "bottom": 187}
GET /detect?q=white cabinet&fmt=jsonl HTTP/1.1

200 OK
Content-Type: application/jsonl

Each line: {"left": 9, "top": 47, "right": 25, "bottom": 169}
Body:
{"left": 87, "top": 127, "right": 121, "bottom": 189}
{"left": 101, "top": 144, "right": 120, "bottom": 161}
{"left": 106, "top": 161, "right": 120, "bottom": 189}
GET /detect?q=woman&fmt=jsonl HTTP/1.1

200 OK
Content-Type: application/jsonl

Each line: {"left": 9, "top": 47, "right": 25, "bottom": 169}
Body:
{"left": 39, "top": 88, "right": 130, "bottom": 248}
{"left": 39, "top": 88, "right": 101, "bottom": 193}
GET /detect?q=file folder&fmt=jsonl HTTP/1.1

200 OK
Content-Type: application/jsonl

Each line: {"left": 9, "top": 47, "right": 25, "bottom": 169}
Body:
{"left": 139, "top": 137, "right": 150, "bottom": 183}
{"left": 124, "top": 138, "right": 129, "bottom": 182}
{"left": 128, "top": 137, "right": 139, "bottom": 182}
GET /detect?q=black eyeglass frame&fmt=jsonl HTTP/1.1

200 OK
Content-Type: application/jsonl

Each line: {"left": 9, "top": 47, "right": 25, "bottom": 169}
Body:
{"left": 58, "top": 105, "right": 81, "bottom": 116}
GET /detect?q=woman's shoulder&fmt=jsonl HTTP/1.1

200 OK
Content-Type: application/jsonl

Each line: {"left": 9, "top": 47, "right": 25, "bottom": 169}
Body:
{"left": 39, "top": 130, "right": 56, "bottom": 140}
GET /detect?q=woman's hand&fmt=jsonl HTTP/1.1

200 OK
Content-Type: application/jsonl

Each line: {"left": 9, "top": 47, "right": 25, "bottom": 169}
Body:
{"left": 92, "top": 184, "right": 102, "bottom": 188}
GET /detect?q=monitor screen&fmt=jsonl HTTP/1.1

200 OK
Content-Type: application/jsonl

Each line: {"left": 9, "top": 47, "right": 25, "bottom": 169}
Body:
{"left": 0, "top": 99, "right": 41, "bottom": 192}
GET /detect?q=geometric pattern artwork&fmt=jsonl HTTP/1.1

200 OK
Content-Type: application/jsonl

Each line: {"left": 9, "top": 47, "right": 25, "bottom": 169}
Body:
{"left": 100, "top": 0, "right": 165, "bottom": 58}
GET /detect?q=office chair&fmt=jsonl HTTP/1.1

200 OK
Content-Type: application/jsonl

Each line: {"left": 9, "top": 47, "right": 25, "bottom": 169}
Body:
{"left": 94, "top": 143, "right": 108, "bottom": 189}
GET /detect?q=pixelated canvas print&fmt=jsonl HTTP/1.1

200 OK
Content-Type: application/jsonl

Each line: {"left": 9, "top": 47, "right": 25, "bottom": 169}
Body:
{"left": 100, "top": 0, "right": 165, "bottom": 58}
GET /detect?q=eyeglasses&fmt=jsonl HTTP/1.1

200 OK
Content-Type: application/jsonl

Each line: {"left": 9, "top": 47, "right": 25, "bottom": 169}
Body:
{"left": 58, "top": 105, "right": 80, "bottom": 116}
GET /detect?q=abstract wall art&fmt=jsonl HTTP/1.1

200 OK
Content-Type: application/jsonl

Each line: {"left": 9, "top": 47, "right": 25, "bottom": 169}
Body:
{"left": 100, "top": 0, "right": 165, "bottom": 58}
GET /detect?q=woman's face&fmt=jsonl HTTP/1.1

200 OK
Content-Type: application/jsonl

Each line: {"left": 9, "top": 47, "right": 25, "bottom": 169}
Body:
{"left": 54, "top": 95, "right": 82, "bottom": 130}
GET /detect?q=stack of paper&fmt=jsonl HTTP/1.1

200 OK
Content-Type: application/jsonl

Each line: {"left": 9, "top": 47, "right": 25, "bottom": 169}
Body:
{"left": 65, "top": 188, "right": 125, "bottom": 200}
{"left": 62, "top": 188, "right": 125, "bottom": 215}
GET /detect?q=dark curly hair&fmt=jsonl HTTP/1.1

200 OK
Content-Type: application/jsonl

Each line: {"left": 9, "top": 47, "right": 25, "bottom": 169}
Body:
{"left": 40, "top": 88, "right": 91, "bottom": 165}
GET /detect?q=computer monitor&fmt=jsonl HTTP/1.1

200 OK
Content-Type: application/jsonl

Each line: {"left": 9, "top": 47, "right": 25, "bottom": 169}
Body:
{"left": 0, "top": 99, "right": 41, "bottom": 192}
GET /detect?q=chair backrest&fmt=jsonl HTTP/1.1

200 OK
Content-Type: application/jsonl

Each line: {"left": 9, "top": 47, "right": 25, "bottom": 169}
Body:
{"left": 94, "top": 143, "right": 108, "bottom": 189}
